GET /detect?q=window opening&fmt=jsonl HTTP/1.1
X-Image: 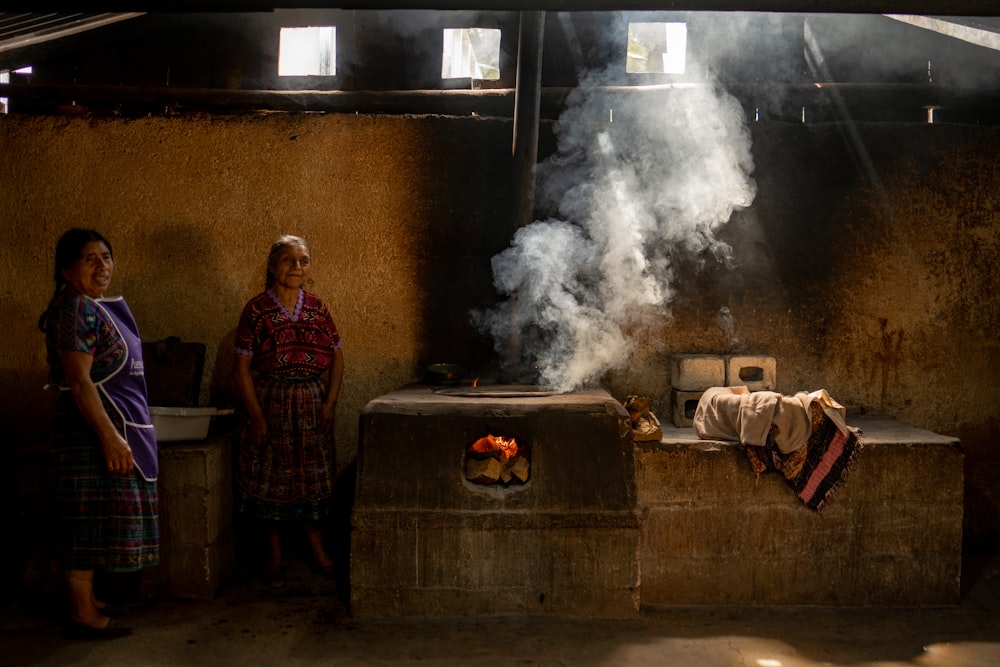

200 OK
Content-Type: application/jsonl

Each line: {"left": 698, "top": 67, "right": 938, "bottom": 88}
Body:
{"left": 1, "top": 66, "right": 32, "bottom": 115}
{"left": 626, "top": 22, "right": 687, "bottom": 74}
{"left": 442, "top": 28, "right": 501, "bottom": 80}
{"left": 278, "top": 26, "right": 336, "bottom": 76}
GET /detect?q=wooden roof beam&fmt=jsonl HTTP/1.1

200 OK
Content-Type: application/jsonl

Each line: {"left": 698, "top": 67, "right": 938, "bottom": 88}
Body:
{"left": 3, "top": 2, "right": 999, "bottom": 18}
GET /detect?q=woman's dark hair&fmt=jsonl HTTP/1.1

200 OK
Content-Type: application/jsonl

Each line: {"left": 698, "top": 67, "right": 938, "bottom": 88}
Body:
{"left": 37, "top": 228, "right": 113, "bottom": 332}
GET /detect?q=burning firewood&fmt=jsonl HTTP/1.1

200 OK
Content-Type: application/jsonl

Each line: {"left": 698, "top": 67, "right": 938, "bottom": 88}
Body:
{"left": 469, "top": 434, "right": 518, "bottom": 460}
{"left": 499, "top": 454, "right": 528, "bottom": 484}
{"left": 465, "top": 433, "right": 530, "bottom": 485}
{"left": 465, "top": 456, "right": 503, "bottom": 484}
{"left": 508, "top": 454, "right": 530, "bottom": 483}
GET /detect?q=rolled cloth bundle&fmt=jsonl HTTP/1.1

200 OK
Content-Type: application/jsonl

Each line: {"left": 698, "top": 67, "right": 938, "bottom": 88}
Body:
{"left": 694, "top": 386, "right": 849, "bottom": 453}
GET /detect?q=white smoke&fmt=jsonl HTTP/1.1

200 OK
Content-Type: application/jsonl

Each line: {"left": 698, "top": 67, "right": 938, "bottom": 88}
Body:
{"left": 475, "top": 61, "right": 757, "bottom": 392}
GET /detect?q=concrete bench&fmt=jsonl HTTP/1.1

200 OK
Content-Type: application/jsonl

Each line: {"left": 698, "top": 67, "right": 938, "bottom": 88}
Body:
{"left": 635, "top": 415, "right": 963, "bottom": 606}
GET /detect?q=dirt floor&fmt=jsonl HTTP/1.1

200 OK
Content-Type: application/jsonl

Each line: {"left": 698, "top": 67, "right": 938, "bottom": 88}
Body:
{"left": 3, "top": 552, "right": 1000, "bottom": 667}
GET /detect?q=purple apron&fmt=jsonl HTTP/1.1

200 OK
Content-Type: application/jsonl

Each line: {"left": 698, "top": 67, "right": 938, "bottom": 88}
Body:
{"left": 93, "top": 296, "right": 159, "bottom": 481}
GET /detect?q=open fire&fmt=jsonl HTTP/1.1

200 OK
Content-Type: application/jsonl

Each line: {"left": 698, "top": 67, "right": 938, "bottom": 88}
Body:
{"left": 464, "top": 433, "right": 530, "bottom": 485}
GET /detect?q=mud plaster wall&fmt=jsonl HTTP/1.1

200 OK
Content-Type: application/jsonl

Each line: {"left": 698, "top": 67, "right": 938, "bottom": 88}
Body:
{"left": 2, "top": 114, "right": 998, "bottom": 549}
{"left": 1, "top": 112, "right": 513, "bottom": 470}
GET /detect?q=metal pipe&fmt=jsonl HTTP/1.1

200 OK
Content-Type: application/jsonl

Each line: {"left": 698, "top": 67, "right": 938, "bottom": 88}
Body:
{"left": 503, "top": 10, "right": 545, "bottom": 383}
{"left": 511, "top": 10, "right": 544, "bottom": 231}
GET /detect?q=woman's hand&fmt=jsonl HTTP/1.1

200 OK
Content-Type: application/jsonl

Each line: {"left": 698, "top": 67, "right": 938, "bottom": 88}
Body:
{"left": 321, "top": 348, "right": 344, "bottom": 434}
{"left": 234, "top": 355, "right": 269, "bottom": 445}
{"left": 103, "top": 433, "right": 135, "bottom": 475}
{"left": 320, "top": 400, "right": 337, "bottom": 433}
{"left": 250, "top": 415, "right": 269, "bottom": 446}
{"left": 62, "top": 350, "right": 136, "bottom": 476}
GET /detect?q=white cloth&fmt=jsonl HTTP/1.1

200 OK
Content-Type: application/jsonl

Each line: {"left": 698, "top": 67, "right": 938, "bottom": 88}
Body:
{"left": 693, "top": 386, "right": 849, "bottom": 453}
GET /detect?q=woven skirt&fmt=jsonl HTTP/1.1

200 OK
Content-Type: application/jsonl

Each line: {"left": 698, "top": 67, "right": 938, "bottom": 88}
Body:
{"left": 51, "top": 395, "right": 160, "bottom": 572}
{"left": 237, "top": 375, "right": 335, "bottom": 522}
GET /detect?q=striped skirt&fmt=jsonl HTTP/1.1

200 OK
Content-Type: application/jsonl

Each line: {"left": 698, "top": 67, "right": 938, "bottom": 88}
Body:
{"left": 237, "top": 375, "right": 335, "bottom": 522}
{"left": 51, "top": 394, "right": 160, "bottom": 572}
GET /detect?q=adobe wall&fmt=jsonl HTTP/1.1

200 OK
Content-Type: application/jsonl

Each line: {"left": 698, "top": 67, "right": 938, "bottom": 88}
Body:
{"left": 1, "top": 112, "right": 514, "bottom": 475}
{"left": 1, "top": 113, "right": 998, "bottom": 558}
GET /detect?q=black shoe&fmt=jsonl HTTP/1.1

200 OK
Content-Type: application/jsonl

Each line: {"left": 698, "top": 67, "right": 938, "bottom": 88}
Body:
{"left": 64, "top": 618, "right": 134, "bottom": 640}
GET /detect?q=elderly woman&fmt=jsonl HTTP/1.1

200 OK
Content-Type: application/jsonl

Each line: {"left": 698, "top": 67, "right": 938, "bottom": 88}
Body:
{"left": 234, "top": 235, "right": 344, "bottom": 589}
{"left": 38, "top": 228, "right": 159, "bottom": 639}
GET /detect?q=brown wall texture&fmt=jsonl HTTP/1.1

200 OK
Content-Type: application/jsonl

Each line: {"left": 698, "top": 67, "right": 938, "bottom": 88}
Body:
{"left": 2, "top": 113, "right": 998, "bottom": 551}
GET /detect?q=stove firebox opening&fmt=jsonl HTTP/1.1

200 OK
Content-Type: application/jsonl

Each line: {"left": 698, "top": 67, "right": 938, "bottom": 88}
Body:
{"left": 464, "top": 432, "right": 531, "bottom": 486}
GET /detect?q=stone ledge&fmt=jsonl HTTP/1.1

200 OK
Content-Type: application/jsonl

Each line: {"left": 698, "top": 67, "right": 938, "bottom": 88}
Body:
{"left": 636, "top": 415, "right": 963, "bottom": 606}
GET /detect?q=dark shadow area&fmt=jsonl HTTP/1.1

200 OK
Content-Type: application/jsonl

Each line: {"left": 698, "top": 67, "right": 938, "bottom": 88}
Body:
{"left": 408, "top": 116, "right": 516, "bottom": 381}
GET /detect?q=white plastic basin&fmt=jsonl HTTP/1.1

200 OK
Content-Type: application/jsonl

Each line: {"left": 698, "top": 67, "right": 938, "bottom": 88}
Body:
{"left": 149, "top": 406, "right": 219, "bottom": 442}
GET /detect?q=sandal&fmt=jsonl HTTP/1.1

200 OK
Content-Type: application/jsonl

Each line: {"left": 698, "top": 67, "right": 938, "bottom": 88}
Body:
{"left": 266, "top": 570, "right": 287, "bottom": 590}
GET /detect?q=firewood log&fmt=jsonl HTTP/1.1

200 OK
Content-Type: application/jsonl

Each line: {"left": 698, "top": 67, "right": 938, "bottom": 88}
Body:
{"left": 465, "top": 456, "right": 502, "bottom": 483}
{"left": 509, "top": 455, "right": 530, "bottom": 483}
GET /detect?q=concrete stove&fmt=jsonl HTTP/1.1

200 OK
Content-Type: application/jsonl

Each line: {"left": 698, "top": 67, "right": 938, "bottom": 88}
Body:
{"left": 350, "top": 384, "right": 639, "bottom": 618}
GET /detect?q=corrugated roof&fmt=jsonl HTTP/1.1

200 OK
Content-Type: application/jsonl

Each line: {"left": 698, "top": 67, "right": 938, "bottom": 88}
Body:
{"left": 0, "top": 12, "right": 143, "bottom": 55}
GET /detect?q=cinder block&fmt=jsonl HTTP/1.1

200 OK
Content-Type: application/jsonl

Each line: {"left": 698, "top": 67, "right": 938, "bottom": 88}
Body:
{"left": 159, "top": 437, "right": 234, "bottom": 494}
{"left": 671, "top": 389, "right": 703, "bottom": 427}
{"left": 141, "top": 529, "right": 235, "bottom": 601}
{"left": 725, "top": 355, "right": 776, "bottom": 390}
{"left": 157, "top": 436, "right": 234, "bottom": 545}
{"left": 143, "top": 432, "right": 235, "bottom": 600}
{"left": 670, "top": 354, "right": 725, "bottom": 391}
{"left": 160, "top": 483, "right": 231, "bottom": 547}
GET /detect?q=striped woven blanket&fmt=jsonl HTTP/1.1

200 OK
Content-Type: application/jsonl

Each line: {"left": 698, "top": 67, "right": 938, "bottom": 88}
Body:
{"left": 745, "top": 402, "right": 862, "bottom": 512}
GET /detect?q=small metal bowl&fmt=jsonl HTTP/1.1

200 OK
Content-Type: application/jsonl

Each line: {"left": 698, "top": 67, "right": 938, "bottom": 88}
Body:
{"left": 424, "top": 363, "right": 463, "bottom": 386}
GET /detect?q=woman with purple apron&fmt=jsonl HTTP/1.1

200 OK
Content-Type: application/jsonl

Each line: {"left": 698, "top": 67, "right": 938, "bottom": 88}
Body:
{"left": 89, "top": 296, "right": 159, "bottom": 481}
{"left": 40, "top": 229, "right": 159, "bottom": 640}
